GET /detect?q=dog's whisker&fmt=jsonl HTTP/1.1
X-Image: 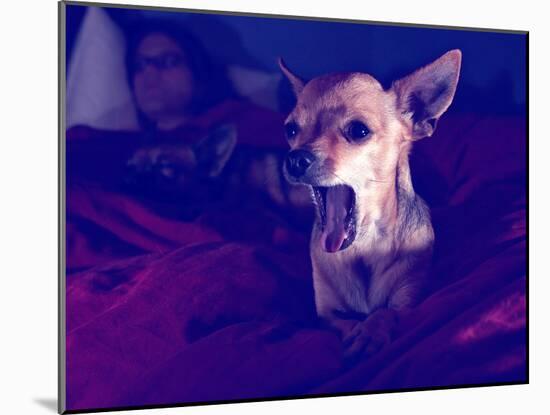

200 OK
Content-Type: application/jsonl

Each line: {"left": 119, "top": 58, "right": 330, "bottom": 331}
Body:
{"left": 365, "top": 178, "right": 391, "bottom": 183}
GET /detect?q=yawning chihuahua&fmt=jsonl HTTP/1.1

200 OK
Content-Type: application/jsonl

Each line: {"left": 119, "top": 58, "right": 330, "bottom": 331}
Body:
{"left": 279, "top": 50, "right": 461, "bottom": 360}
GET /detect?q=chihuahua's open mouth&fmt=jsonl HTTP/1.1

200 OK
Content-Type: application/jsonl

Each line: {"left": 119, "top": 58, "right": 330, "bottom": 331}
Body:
{"left": 312, "top": 185, "right": 357, "bottom": 253}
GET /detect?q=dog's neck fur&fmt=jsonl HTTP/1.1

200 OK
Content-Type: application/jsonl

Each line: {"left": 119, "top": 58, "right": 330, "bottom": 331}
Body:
{"left": 355, "top": 142, "right": 415, "bottom": 246}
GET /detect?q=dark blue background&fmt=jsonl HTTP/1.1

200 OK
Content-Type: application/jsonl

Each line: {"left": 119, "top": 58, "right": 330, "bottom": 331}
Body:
{"left": 66, "top": 4, "right": 527, "bottom": 116}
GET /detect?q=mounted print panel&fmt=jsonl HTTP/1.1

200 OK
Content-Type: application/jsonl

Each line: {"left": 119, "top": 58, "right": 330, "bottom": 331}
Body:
{"left": 59, "top": 1, "right": 528, "bottom": 413}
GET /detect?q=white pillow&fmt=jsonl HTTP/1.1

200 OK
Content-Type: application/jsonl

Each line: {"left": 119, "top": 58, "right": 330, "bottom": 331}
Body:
{"left": 66, "top": 7, "right": 140, "bottom": 131}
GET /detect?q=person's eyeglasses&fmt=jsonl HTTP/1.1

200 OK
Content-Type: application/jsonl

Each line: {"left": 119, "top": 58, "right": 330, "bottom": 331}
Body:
{"left": 133, "top": 53, "right": 186, "bottom": 73}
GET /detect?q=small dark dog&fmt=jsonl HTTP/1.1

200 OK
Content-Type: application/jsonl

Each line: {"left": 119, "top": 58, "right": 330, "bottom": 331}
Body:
{"left": 123, "top": 124, "right": 311, "bottom": 215}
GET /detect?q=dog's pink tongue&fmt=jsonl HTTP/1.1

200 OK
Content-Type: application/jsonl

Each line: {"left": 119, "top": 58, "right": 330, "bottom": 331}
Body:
{"left": 322, "top": 186, "right": 351, "bottom": 253}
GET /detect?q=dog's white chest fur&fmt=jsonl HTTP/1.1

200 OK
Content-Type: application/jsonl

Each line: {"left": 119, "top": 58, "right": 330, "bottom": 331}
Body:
{"left": 310, "top": 224, "right": 396, "bottom": 318}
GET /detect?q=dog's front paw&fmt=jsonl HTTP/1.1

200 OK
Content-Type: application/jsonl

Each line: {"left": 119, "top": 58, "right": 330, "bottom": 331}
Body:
{"left": 341, "top": 309, "right": 398, "bottom": 363}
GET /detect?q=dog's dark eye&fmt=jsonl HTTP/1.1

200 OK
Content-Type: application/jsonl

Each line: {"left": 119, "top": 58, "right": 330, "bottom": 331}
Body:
{"left": 284, "top": 121, "right": 299, "bottom": 140}
{"left": 345, "top": 121, "right": 370, "bottom": 142}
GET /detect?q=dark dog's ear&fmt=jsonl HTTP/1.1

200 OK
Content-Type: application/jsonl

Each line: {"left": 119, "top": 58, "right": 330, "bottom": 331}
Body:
{"left": 278, "top": 57, "right": 305, "bottom": 97}
{"left": 194, "top": 124, "right": 237, "bottom": 177}
{"left": 392, "top": 49, "right": 461, "bottom": 140}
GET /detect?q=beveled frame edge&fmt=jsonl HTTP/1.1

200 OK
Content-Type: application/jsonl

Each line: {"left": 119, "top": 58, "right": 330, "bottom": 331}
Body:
{"left": 58, "top": 1, "right": 67, "bottom": 413}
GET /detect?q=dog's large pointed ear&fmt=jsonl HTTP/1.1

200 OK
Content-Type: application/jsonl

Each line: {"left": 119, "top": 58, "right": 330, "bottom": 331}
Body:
{"left": 392, "top": 49, "right": 461, "bottom": 140}
{"left": 278, "top": 57, "right": 305, "bottom": 97}
{"left": 194, "top": 124, "right": 237, "bottom": 177}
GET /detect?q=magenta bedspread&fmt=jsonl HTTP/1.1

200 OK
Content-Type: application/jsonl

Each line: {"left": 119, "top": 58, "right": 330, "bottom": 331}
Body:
{"left": 65, "top": 113, "right": 526, "bottom": 411}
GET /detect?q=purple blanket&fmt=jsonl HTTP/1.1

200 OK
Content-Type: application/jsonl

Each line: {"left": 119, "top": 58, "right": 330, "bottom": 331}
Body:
{"left": 65, "top": 113, "right": 526, "bottom": 411}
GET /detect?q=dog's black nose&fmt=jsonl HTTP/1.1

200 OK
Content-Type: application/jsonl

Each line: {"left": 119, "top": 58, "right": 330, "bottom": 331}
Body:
{"left": 285, "top": 149, "right": 316, "bottom": 178}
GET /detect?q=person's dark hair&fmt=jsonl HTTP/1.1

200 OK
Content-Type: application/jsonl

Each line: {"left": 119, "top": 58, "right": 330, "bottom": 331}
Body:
{"left": 124, "top": 18, "right": 238, "bottom": 130}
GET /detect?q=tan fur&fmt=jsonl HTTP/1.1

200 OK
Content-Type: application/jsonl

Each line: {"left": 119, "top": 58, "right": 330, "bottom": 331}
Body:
{"left": 279, "top": 50, "right": 461, "bottom": 360}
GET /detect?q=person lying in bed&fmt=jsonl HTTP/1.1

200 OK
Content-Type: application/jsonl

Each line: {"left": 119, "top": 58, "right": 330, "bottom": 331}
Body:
{"left": 125, "top": 20, "right": 313, "bottom": 219}
{"left": 67, "top": 20, "right": 309, "bottom": 205}
{"left": 67, "top": 19, "right": 310, "bottom": 220}
{"left": 66, "top": 18, "right": 313, "bottom": 274}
